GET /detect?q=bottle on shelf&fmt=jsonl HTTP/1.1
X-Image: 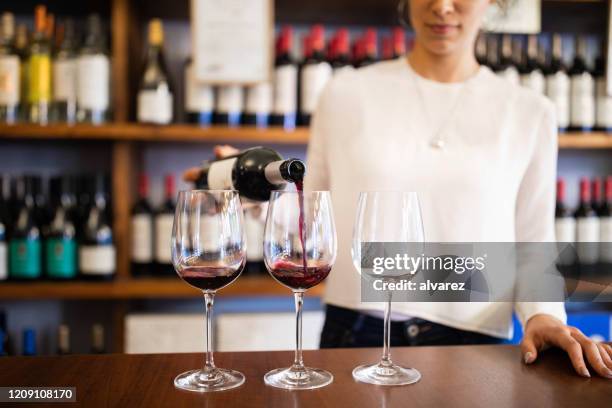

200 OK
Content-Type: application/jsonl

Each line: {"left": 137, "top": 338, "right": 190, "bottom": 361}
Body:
{"left": 299, "top": 25, "right": 332, "bottom": 126}
{"left": 545, "top": 33, "right": 570, "bottom": 132}
{"left": 15, "top": 24, "right": 28, "bottom": 122}
{"left": 22, "top": 328, "right": 36, "bottom": 356}
{"left": 57, "top": 324, "right": 70, "bottom": 355}
{"left": 214, "top": 84, "right": 243, "bottom": 127}
{"left": 27, "top": 5, "right": 52, "bottom": 125}
{"left": 0, "top": 311, "right": 9, "bottom": 356}
{"left": 594, "top": 44, "right": 612, "bottom": 132}
{"left": 52, "top": 19, "right": 78, "bottom": 124}
{"left": 0, "top": 12, "right": 20, "bottom": 124}
{"left": 79, "top": 174, "right": 115, "bottom": 280}
{"left": 486, "top": 35, "right": 500, "bottom": 71}
{"left": 475, "top": 33, "right": 487, "bottom": 66}
{"left": 330, "top": 28, "right": 352, "bottom": 75}
{"left": 91, "top": 323, "right": 105, "bottom": 354}
{"left": 131, "top": 173, "right": 153, "bottom": 277}
{"left": 555, "top": 178, "right": 576, "bottom": 243}
{"left": 497, "top": 34, "right": 520, "bottom": 85}
{"left": 244, "top": 78, "right": 272, "bottom": 127}
{"left": 154, "top": 174, "right": 175, "bottom": 276}
{"left": 358, "top": 28, "right": 378, "bottom": 68}
{"left": 184, "top": 58, "right": 214, "bottom": 126}
{"left": 391, "top": 27, "right": 406, "bottom": 60}
{"left": 45, "top": 176, "right": 77, "bottom": 280}
{"left": 270, "top": 26, "right": 298, "bottom": 130}
{"left": 77, "top": 14, "right": 110, "bottom": 124}
{"left": 591, "top": 177, "right": 602, "bottom": 214}
{"left": 137, "top": 19, "right": 173, "bottom": 125}
{"left": 599, "top": 176, "right": 612, "bottom": 266}
{"left": 194, "top": 147, "right": 305, "bottom": 201}
{"left": 519, "top": 35, "right": 545, "bottom": 94}
{"left": 381, "top": 36, "right": 393, "bottom": 61}
{"left": 575, "top": 177, "right": 599, "bottom": 268}
{"left": 0, "top": 176, "right": 8, "bottom": 282}
{"left": 569, "top": 35, "right": 595, "bottom": 132}
{"left": 9, "top": 176, "right": 42, "bottom": 280}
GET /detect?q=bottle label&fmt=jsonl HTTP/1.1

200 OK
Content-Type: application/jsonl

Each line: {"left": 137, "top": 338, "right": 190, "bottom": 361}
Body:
{"left": 155, "top": 214, "right": 174, "bottom": 263}
{"left": 9, "top": 239, "right": 41, "bottom": 278}
{"left": 520, "top": 71, "right": 545, "bottom": 94}
{"left": 53, "top": 58, "right": 77, "bottom": 102}
{"left": 497, "top": 67, "right": 520, "bottom": 86}
{"left": 0, "top": 242, "right": 7, "bottom": 280}
{"left": 28, "top": 54, "right": 51, "bottom": 103}
{"left": 601, "top": 216, "right": 612, "bottom": 263}
{"left": 45, "top": 238, "right": 77, "bottom": 278}
{"left": 215, "top": 85, "right": 243, "bottom": 114}
{"left": 0, "top": 55, "right": 20, "bottom": 106}
{"left": 555, "top": 217, "right": 576, "bottom": 242}
{"left": 576, "top": 217, "right": 599, "bottom": 265}
{"left": 207, "top": 157, "right": 237, "bottom": 190}
{"left": 77, "top": 54, "right": 110, "bottom": 110}
{"left": 245, "top": 82, "right": 272, "bottom": 115}
{"left": 131, "top": 214, "right": 153, "bottom": 262}
{"left": 137, "top": 88, "right": 173, "bottom": 124}
{"left": 273, "top": 65, "right": 297, "bottom": 115}
{"left": 546, "top": 72, "right": 570, "bottom": 129}
{"left": 300, "top": 62, "right": 332, "bottom": 114}
{"left": 596, "top": 78, "right": 612, "bottom": 128}
{"left": 570, "top": 73, "right": 595, "bottom": 128}
{"left": 79, "top": 245, "right": 116, "bottom": 275}
{"left": 185, "top": 64, "right": 214, "bottom": 113}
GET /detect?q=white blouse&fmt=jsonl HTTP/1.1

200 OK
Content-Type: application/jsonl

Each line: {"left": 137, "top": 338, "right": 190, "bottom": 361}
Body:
{"left": 304, "top": 59, "right": 567, "bottom": 339}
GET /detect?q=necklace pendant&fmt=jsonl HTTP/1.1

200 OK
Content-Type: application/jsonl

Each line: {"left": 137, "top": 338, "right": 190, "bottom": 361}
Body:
{"left": 430, "top": 139, "right": 446, "bottom": 149}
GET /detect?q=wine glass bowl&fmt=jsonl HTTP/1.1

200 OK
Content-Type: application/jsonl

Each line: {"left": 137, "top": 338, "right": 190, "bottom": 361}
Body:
{"left": 172, "top": 190, "right": 246, "bottom": 392}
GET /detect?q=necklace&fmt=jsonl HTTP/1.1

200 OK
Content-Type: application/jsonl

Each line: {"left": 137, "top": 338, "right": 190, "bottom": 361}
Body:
{"left": 409, "top": 64, "right": 475, "bottom": 150}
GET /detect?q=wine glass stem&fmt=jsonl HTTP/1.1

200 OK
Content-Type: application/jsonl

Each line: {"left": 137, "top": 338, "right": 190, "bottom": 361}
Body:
{"left": 203, "top": 291, "right": 216, "bottom": 372}
{"left": 381, "top": 295, "right": 392, "bottom": 366}
{"left": 293, "top": 291, "right": 305, "bottom": 369}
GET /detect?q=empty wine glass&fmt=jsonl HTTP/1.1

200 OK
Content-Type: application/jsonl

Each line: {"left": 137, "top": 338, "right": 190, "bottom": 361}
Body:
{"left": 263, "top": 190, "right": 337, "bottom": 390}
{"left": 351, "top": 191, "right": 424, "bottom": 386}
{"left": 172, "top": 190, "right": 246, "bottom": 392}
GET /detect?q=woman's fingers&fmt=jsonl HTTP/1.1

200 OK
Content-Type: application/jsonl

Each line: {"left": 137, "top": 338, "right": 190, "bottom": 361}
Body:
{"left": 520, "top": 334, "right": 539, "bottom": 364}
{"left": 597, "top": 343, "right": 612, "bottom": 370}
{"left": 551, "top": 331, "right": 590, "bottom": 377}
{"left": 570, "top": 330, "right": 612, "bottom": 379}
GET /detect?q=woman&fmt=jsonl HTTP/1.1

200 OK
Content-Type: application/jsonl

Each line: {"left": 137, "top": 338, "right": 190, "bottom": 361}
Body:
{"left": 187, "top": 0, "right": 612, "bottom": 379}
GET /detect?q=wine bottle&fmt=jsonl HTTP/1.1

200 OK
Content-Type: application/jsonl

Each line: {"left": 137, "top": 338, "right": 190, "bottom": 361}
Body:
{"left": 569, "top": 35, "right": 595, "bottom": 131}
{"left": 0, "top": 12, "right": 20, "bottom": 124}
{"left": 270, "top": 26, "right": 298, "bottom": 130}
{"left": 575, "top": 177, "right": 599, "bottom": 268}
{"left": 91, "top": 323, "right": 105, "bottom": 354}
{"left": 475, "top": 33, "right": 487, "bottom": 66}
{"left": 331, "top": 28, "right": 352, "bottom": 75}
{"left": 194, "top": 147, "right": 305, "bottom": 201}
{"left": 0, "top": 176, "right": 8, "bottom": 281}
{"left": 77, "top": 14, "right": 109, "bottom": 124}
{"left": 154, "top": 174, "right": 175, "bottom": 276}
{"left": 52, "top": 19, "right": 78, "bottom": 124}
{"left": 520, "top": 35, "right": 545, "bottom": 94}
{"left": 555, "top": 178, "right": 576, "bottom": 243}
{"left": 594, "top": 45, "right": 612, "bottom": 132}
{"left": 214, "top": 84, "right": 243, "bottom": 126}
{"left": 496, "top": 34, "right": 520, "bottom": 85}
{"left": 57, "top": 324, "right": 70, "bottom": 355}
{"left": 358, "top": 28, "right": 378, "bottom": 68}
{"left": 599, "top": 176, "right": 612, "bottom": 266}
{"left": 79, "top": 174, "right": 115, "bottom": 280}
{"left": 45, "top": 176, "right": 77, "bottom": 280}
{"left": 9, "top": 176, "right": 42, "bottom": 280}
{"left": 299, "top": 25, "right": 332, "bottom": 126}
{"left": 0, "top": 311, "right": 9, "bottom": 356}
{"left": 131, "top": 173, "right": 153, "bottom": 277}
{"left": 391, "top": 27, "right": 406, "bottom": 60}
{"left": 184, "top": 58, "right": 214, "bottom": 126}
{"left": 27, "top": 5, "right": 51, "bottom": 125}
{"left": 545, "top": 34, "right": 570, "bottom": 132}
{"left": 591, "top": 177, "right": 602, "bottom": 214}
{"left": 22, "top": 328, "right": 36, "bottom": 356}
{"left": 244, "top": 79, "right": 272, "bottom": 127}
{"left": 137, "top": 19, "right": 173, "bottom": 124}
{"left": 15, "top": 24, "right": 28, "bottom": 123}
{"left": 486, "top": 35, "right": 500, "bottom": 71}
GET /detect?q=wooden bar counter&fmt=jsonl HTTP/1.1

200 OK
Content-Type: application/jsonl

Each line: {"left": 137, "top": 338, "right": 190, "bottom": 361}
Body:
{"left": 0, "top": 345, "right": 610, "bottom": 407}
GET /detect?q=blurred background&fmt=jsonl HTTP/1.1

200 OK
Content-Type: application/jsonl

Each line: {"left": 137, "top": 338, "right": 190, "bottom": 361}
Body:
{"left": 0, "top": 0, "right": 611, "bottom": 356}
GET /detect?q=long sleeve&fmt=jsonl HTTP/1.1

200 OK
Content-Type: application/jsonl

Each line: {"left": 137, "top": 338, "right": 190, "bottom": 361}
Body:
{"left": 513, "top": 101, "right": 567, "bottom": 327}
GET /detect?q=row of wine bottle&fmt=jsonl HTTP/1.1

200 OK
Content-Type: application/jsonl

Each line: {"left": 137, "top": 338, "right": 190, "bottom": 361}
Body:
{"left": 555, "top": 176, "right": 612, "bottom": 266}
{"left": 0, "top": 173, "right": 115, "bottom": 281}
{"left": 0, "top": 313, "right": 106, "bottom": 356}
{"left": 0, "top": 7, "right": 110, "bottom": 125}
{"left": 479, "top": 33, "right": 612, "bottom": 131}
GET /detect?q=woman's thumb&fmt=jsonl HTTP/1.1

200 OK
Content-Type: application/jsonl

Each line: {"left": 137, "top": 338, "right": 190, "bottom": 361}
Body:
{"left": 520, "top": 336, "right": 538, "bottom": 364}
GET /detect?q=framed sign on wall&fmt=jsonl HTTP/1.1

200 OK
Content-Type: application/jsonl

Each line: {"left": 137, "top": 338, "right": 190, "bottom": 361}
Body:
{"left": 483, "top": 0, "right": 541, "bottom": 34}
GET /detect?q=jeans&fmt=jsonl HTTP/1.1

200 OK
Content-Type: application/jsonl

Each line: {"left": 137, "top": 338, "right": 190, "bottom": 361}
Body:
{"left": 320, "top": 305, "right": 505, "bottom": 348}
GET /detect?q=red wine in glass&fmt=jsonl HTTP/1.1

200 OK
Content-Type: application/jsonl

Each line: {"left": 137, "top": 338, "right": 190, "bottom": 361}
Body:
{"left": 269, "top": 260, "right": 331, "bottom": 290}
{"left": 178, "top": 265, "right": 243, "bottom": 291}
{"left": 295, "top": 180, "right": 308, "bottom": 274}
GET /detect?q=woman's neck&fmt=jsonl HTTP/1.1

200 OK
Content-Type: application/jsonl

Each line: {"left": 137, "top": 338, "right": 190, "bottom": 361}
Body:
{"left": 407, "top": 42, "right": 480, "bottom": 83}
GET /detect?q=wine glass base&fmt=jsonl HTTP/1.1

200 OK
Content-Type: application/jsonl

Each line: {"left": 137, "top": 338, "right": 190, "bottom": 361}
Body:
{"left": 352, "top": 363, "right": 421, "bottom": 386}
{"left": 174, "top": 368, "right": 245, "bottom": 392}
{"left": 264, "top": 366, "right": 333, "bottom": 390}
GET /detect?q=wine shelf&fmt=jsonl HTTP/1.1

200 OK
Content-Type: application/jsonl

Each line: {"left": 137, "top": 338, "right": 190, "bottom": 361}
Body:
{"left": 0, "top": 124, "right": 611, "bottom": 148}
{"left": 0, "top": 276, "right": 324, "bottom": 300}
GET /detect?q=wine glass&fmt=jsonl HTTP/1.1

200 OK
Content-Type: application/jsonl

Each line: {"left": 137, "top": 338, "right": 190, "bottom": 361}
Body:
{"left": 172, "top": 190, "right": 246, "bottom": 392}
{"left": 263, "top": 190, "right": 337, "bottom": 390}
{"left": 351, "top": 191, "right": 424, "bottom": 386}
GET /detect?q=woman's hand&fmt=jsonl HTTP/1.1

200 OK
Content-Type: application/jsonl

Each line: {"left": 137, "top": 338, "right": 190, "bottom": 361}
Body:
{"left": 182, "top": 145, "right": 240, "bottom": 182}
{"left": 521, "top": 314, "right": 612, "bottom": 379}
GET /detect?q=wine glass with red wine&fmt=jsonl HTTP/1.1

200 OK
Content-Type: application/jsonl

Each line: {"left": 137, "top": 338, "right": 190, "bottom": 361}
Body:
{"left": 351, "top": 191, "right": 424, "bottom": 386}
{"left": 172, "top": 190, "right": 246, "bottom": 392}
{"left": 263, "top": 190, "right": 337, "bottom": 390}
